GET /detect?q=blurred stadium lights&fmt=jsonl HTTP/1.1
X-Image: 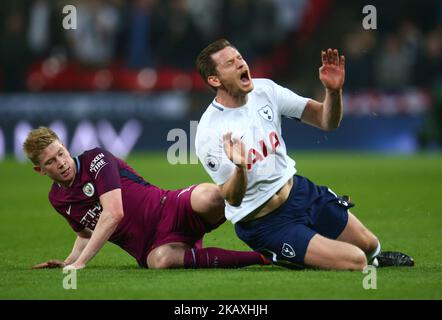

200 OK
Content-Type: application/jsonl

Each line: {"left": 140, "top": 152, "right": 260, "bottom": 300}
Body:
{"left": 42, "top": 56, "right": 62, "bottom": 79}
{"left": 172, "top": 73, "right": 193, "bottom": 91}
{"left": 93, "top": 69, "right": 113, "bottom": 91}
{"left": 137, "top": 68, "right": 158, "bottom": 90}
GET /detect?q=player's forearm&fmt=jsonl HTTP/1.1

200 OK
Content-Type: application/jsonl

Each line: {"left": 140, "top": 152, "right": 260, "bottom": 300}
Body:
{"left": 221, "top": 166, "right": 247, "bottom": 207}
{"left": 74, "top": 211, "right": 122, "bottom": 266}
{"left": 64, "top": 236, "right": 90, "bottom": 265}
{"left": 322, "top": 88, "right": 343, "bottom": 131}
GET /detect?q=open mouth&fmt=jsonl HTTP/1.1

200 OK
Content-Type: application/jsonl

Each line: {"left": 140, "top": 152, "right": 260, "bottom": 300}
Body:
{"left": 240, "top": 70, "right": 251, "bottom": 85}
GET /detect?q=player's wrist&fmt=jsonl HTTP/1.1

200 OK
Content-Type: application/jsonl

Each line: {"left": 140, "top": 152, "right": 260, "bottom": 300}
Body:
{"left": 325, "top": 88, "right": 342, "bottom": 96}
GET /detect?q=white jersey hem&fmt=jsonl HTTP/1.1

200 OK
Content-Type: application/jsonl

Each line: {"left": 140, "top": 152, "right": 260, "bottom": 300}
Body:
{"left": 228, "top": 169, "right": 295, "bottom": 224}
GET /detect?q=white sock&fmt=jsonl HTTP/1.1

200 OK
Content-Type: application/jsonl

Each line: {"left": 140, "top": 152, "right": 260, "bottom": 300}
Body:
{"left": 367, "top": 241, "right": 381, "bottom": 265}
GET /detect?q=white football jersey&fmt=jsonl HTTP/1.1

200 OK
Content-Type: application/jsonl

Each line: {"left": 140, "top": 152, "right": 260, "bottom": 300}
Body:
{"left": 195, "top": 78, "right": 310, "bottom": 224}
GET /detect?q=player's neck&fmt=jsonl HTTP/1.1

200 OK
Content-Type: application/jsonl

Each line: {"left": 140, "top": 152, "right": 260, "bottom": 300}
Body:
{"left": 215, "top": 91, "right": 248, "bottom": 108}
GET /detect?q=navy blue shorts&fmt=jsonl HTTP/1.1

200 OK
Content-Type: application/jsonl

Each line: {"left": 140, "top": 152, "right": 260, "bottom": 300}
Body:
{"left": 235, "top": 175, "right": 351, "bottom": 269}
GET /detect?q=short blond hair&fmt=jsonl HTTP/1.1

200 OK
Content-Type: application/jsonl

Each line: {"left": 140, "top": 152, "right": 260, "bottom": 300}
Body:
{"left": 23, "top": 127, "right": 60, "bottom": 165}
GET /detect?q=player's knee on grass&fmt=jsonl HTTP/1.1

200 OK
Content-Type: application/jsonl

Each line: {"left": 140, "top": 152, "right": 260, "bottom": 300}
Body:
{"left": 202, "top": 184, "right": 224, "bottom": 211}
{"left": 327, "top": 246, "right": 367, "bottom": 271}
{"left": 305, "top": 235, "right": 368, "bottom": 270}
{"left": 349, "top": 248, "right": 368, "bottom": 270}
{"left": 192, "top": 183, "right": 225, "bottom": 223}
{"left": 147, "top": 246, "right": 185, "bottom": 269}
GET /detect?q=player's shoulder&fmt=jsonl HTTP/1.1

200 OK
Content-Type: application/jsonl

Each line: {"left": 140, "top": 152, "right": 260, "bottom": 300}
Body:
{"left": 195, "top": 104, "right": 225, "bottom": 152}
{"left": 250, "top": 78, "right": 282, "bottom": 101}
{"left": 80, "top": 147, "right": 115, "bottom": 163}
{"left": 198, "top": 101, "right": 224, "bottom": 129}
{"left": 81, "top": 147, "right": 107, "bottom": 158}
{"left": 252, "top": 78, "right": 278, "bottom": 92}
{"left": 253, "top": 78, "right": 277, "bottom": 87}
{"left": 79, "top": 147, "right": 119, "bottom": 176}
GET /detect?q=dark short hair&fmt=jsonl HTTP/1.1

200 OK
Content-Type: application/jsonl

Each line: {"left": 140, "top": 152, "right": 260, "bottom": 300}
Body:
{"left": 196, "top": 39, "right": 233, "bottom": 91}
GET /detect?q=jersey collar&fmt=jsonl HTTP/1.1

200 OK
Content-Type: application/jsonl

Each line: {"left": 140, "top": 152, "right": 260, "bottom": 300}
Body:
{"left": 211, "top": 99, "right": 224, "bottom": 111}
{"left": 74, "top": 156, "right": 80, "bottom": 173}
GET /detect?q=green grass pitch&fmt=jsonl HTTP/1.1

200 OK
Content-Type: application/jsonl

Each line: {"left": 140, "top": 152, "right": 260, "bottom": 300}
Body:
{"left": 0, "top": 152, "right": 441, "bottom": 299}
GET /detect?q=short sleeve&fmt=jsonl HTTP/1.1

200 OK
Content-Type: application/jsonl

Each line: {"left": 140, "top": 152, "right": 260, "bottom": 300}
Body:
{"left": 85, "top": 148, "right": 121, "bottom": 196}
{"left": 271, "top": 80, "right": 310, "bottom": 119}
{"left": 196, "top": 127, "right": 236, "bottom": 186}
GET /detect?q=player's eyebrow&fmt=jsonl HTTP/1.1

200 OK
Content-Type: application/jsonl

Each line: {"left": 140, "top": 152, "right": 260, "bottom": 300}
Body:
{"left": 224, "top": 57, "right": 235, "bottom": 66}
{"left": 44, "top": 148, "right": 63, "bottom": 165}
{"left": 223, "top": 52, "right": 243, "bottom": 66}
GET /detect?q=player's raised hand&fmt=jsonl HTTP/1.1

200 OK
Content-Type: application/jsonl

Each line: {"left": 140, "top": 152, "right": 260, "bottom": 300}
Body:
{"left": 319, "top": 49, "right": 345, "bottom": 91}
{"left": 31, "top": 259, "right": 66, "bottom": 269}
{"left": 223, "top": 132, "right": 247, "bottom": 169}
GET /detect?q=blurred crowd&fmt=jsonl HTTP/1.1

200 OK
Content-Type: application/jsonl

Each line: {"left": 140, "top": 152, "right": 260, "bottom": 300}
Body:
{"left": 0, "top": 0, "right": 310, "bottom": 92}
{"left": 333, "top": 0, "right": 442, "bottom": 148}
{"left": 0, "top": 0, "right": 441, "bottom": 90}
{"left": 1, "top": 0, "right": 440, "bottom": 93}
{"left": 1, "top": 0, "right": 441, "bottom": 148}
{"left": 342, "top": 21, "right": 442, "bottom": 92}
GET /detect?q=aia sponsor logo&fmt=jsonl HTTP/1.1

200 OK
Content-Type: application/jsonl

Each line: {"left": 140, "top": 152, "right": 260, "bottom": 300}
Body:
{"left": 247, "top": 131, "right": 280, "bottom": 170}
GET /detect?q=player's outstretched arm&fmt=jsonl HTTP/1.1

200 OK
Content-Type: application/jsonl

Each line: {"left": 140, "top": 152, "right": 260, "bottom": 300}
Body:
{"left": 301, "top": 48, "right": 345, "bottom": 131}
{"left": 31, "top": 229, "right": 92, "bottom": 269}
{"left": 219, "top": 132, "right": 248, "bottom": 207}
{"left": 64, "top": 189, "right": 124, "bottom": 271}
{"left": 63, "top": 228, "right": 92, "bottom": 265}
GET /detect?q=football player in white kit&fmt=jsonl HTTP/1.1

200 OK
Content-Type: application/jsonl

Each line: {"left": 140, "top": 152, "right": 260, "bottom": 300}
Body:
{"left": 195, "top": 39, "right": 414, "bottom": 270}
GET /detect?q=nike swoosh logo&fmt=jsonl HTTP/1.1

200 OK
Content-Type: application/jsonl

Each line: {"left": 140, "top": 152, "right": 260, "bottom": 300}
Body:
{"left": 66, "top": 205, "right": 72, "bottom": 215}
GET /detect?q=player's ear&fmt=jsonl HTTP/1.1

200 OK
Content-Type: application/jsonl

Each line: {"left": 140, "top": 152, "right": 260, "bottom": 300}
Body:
{"left": 208, "top": 75, "right": 221, "bottom": 89}
{"left": 33, "top": 165, "right": 45, "bottom": 176}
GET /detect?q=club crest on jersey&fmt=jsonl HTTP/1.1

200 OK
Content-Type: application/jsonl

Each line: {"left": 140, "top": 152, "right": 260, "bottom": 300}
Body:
{"left": 258, "top": 105, "right": 274, "bottom": 122}
{"left": 281, "top": 243, "right": 296, "bottom": 258}
{"left": 205, "top": 155, "right": 220, "bottom": 172}
{"left": 82, "top": 182, "right": 95, "bottom": 197}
